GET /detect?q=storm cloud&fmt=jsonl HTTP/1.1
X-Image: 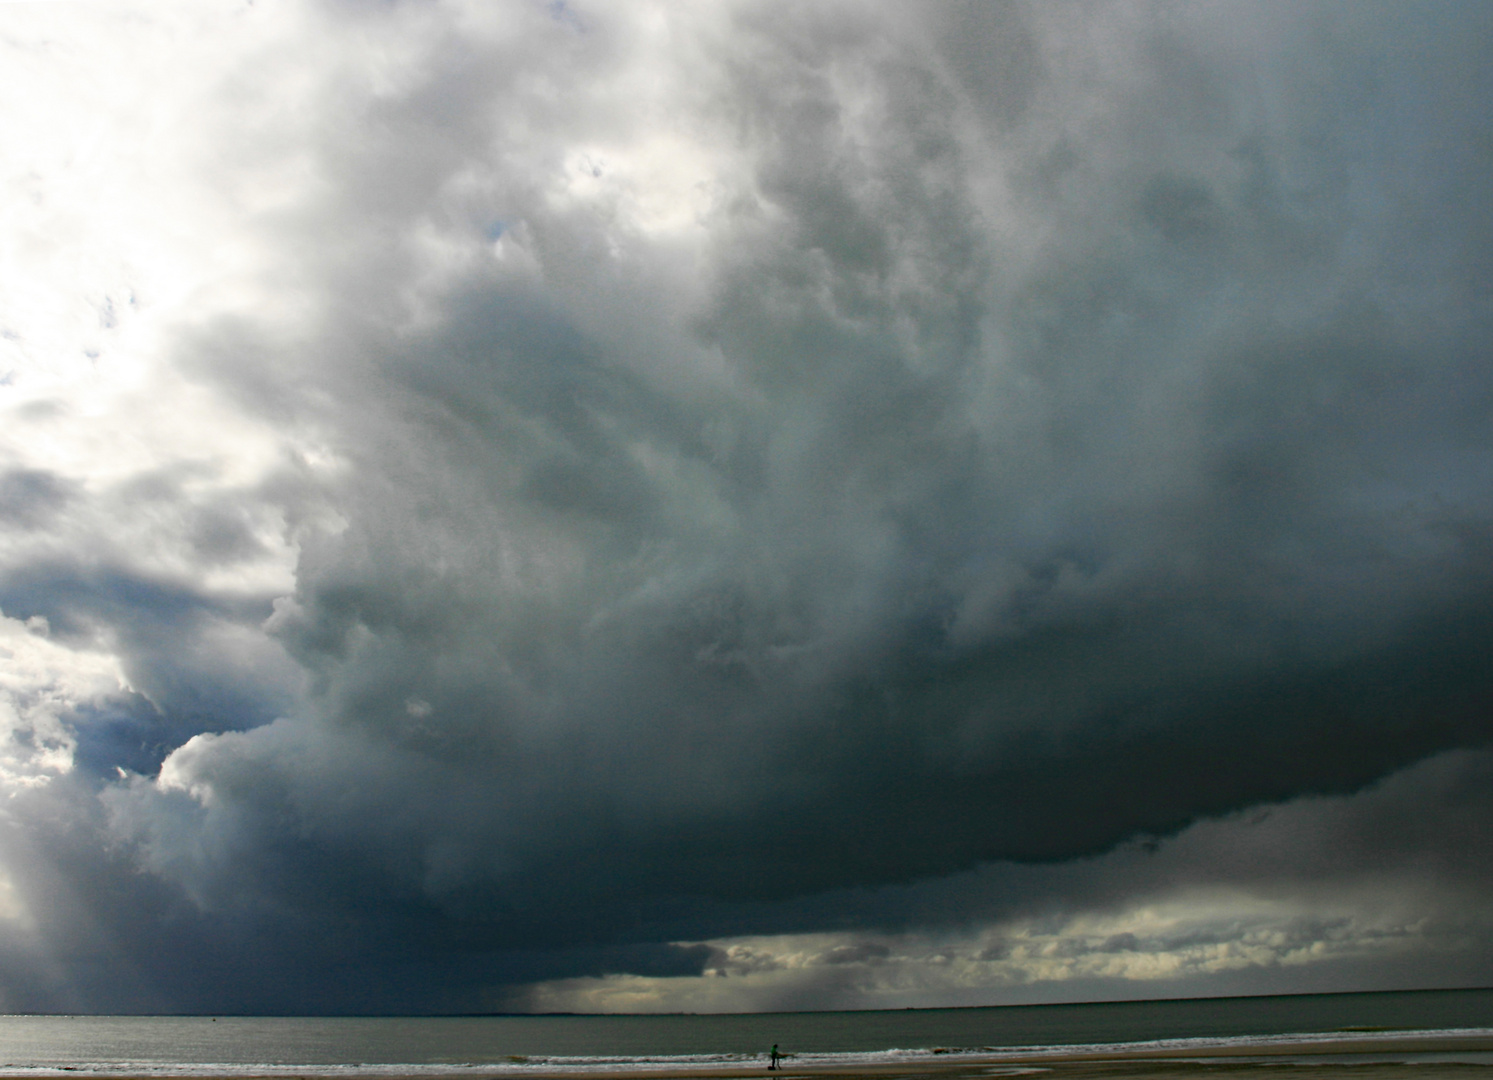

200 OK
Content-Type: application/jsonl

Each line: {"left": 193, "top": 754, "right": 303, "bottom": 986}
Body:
{"left": 0, "top": 0, "right": 1490, "bottom": 1013}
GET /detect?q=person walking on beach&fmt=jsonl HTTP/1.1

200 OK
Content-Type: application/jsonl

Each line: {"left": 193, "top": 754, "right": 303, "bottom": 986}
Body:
{"left": 769, "top": 1044, "right": 781, "bottom": 1070}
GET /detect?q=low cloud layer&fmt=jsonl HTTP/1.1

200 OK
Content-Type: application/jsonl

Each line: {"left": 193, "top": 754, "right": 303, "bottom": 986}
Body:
{"left": 0, "top": 0, "right": 1490, "bottom": 1013}
{"left": 519, "top": 748, "right": 1493, "bottom": 1012}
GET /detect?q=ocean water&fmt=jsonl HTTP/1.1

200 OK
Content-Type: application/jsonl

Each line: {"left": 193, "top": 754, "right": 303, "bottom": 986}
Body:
{"left": 0, "top": 987, "right": 1489, "bottom": 1074}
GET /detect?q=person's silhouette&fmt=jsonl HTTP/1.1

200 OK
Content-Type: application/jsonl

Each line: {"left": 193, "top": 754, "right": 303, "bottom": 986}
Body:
{"left": 769, "top": 1044, "right": 780, "bottom": 1070}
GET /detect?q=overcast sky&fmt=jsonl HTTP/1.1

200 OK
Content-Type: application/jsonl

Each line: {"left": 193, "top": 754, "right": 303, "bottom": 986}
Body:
{"left": 0, "top": 0, "right": 1491, "bottom": 1015}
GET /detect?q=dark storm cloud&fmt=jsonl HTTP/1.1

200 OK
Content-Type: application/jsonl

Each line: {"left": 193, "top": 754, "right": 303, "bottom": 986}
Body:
{"left": 530, "top": 746, "right": 1493, "bottom": 957}
{"left": 680, "top": 747, "right": 1493, "bottom": 1009}
{"left": 3, "top": 0, "right": 1492, "bottom": 1011}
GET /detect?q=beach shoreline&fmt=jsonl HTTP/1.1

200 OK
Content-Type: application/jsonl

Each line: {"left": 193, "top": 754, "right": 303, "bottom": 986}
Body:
{"left": 1, "top": 1033, "right": 1489, "bottom": 1080}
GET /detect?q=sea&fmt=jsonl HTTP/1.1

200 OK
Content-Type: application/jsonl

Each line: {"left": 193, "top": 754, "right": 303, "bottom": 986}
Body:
{"left": 0, "top": 987, "right": 1489, "bottom": 1075}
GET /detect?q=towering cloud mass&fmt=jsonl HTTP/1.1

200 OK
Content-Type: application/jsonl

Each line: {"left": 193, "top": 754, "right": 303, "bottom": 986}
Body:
{"left": 0, "top": 0, "right": 1490, "bottom": 1013}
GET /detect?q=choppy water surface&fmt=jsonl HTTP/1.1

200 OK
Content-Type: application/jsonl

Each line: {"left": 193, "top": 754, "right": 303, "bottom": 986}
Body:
{"left": 0, "top": 987, "right": 1489, "bottom": 1073}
